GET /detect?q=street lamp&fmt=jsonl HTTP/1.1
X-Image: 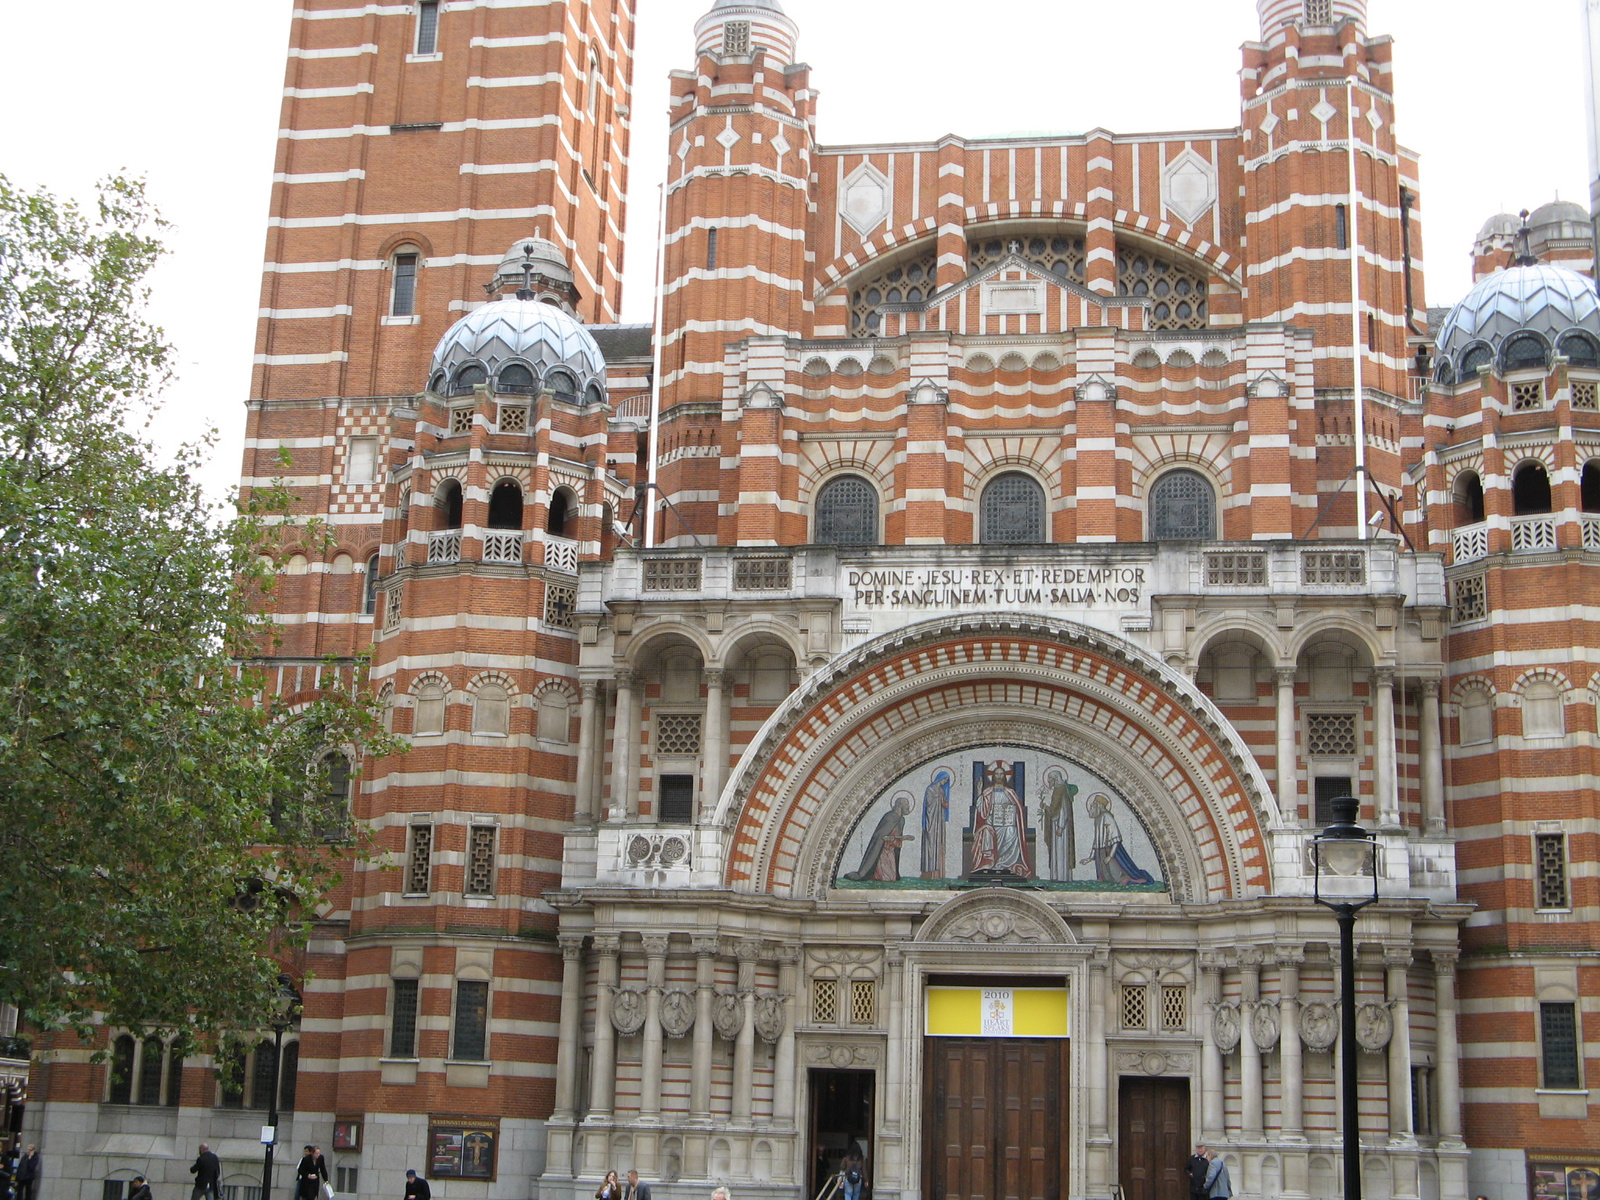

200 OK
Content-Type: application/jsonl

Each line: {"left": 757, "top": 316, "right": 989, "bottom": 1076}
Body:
{"left": 1311, "top": 795, "right": 1381, "bottom": 1200}
{"left": 260, "top": 974, "right": 302, "bottom": 1200}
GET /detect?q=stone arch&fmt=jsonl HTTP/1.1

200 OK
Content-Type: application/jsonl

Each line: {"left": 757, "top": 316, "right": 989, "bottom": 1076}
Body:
{"left": 622, "top": 623, "right": 716, "bottom": 672}
{"left": 1190, "top": 618, "right": 1288, "bottom": 669}
{"left": 917, "top": 888, "right": 1077, "bottom": 945}
{"left": 1285, "top": 615, "right": 1385, "bottom": 667}
{"left": 719, "top": 621, "right": 805, "bottom": 677}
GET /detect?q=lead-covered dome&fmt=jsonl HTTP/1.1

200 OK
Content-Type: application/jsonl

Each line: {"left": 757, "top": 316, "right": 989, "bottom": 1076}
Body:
{"left": 1433, "top": 264, "right": 1600, "bottom": 385}
{"left": 429, "top": 297, "right": 607, "bottom": 403}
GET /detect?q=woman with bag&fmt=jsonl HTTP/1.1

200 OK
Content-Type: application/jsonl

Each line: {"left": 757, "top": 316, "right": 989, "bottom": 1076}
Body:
{"left": 596, "top": 1171, "right": 622, "bottom": 1200}
{"left": 296, "top": 1147, "right": 326, "bottom": 1200}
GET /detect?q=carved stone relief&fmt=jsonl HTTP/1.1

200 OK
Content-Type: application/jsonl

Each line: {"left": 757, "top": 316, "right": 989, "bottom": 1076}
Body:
{"left": 1251, "top": 1001, "right": 1281, "bottom": 1051}
{"left": 712, "top": 991, "right": 744, "bottom": 1040}
{"left": 941, "top": 910, "right": 1053, "bottom": 945}
{"left": 803, "top": 1043, "right": 881, "bottom": 1068}
{"left": 1355, "top": 1002, "right": 1393, "bottom": 1051}
{"left": 1213, "top": 1002, "right": 1242, "bottom": 1053}
{"left": 611, "top": 988, "right": 647, "bottom": 1036}
{"left": 660, "top": 989, "right": 696, "bottom": 1038}
{"left": 1114, "top": 1049, "right": 1196, "bottom": 1076}
{"left": 1299, "top": 1002, "right": 1337, "bottom": 1050}
{"left": 754, "top": 994, "right": 787, "bottom": 1044}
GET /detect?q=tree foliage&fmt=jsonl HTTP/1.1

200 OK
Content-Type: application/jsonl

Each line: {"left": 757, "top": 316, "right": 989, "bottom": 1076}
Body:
{"left": 0, "top": 174, "right": 398, "bottom": 1048}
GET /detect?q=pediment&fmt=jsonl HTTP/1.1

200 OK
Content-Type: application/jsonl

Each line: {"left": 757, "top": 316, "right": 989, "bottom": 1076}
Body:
{"left": 918, "top": 888, "right": 1077, "bottom": 946}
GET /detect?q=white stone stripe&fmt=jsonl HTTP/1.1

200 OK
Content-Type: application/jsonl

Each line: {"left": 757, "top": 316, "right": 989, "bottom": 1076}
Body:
{"left": 254, "top": 352, "right": 350, "bottom": 365}
{"left": 274, "top": 169, "right": 367, "bottom": 184}
{"left": 295, "top": 0, "right": 561, "bottom": 16}
{"left": 467, "top": 73, "right": 564, "bottom": 88}
{"left": 278, "top": 115, "right": 558, "bottom": 140}
{"left": 284, "top": 83, "right": 375, "bottom": 98}
{"left": 268, "top": 204, "right": 556, "bottom": 229}
{"left": 666, "top": 214, "right": 805, "bottom": 245}
{"left": 287, "top": 44, "right": 378, "bottom": 58}
{"left": 666, "top": 266, "right": 802, "bottom": 295}
{"left": 1248, "top": 246, "right": 1407, "bottom": 276}
{"left": 459, "top": 160, "right": 559, "bottom": 175}
{"left": 259, "top": 305, "right": 355, "bottom": 319}
{"left": 470, "top": 33, "right": 563, "bottom": 47}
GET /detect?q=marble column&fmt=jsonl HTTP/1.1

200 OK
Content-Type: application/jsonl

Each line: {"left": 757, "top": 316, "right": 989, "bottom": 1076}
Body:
{"left": 1087, "top": 951, "right": 1111, "bottom": 1191}
{"left": 1434, "top": 953, "right": 1463, "bottom": 1143}
{"left": 881, "top": 946, "right": 905, "bottom": 1139}
{"left": 1276, "top": 667, "right": 1300, "bottom": 822}
{"left": 1375, "top": 668, "right": 1399, "bottom": 827}
{"left": 640, "top": 935, "right": 668, "bottom": 1120}
{"left": 702, "top": 668, "right": 728, "bottom": 818}
{"left": 690, "top": 937, "right": 717, "bottom": 1121}
{"left": 588, "top": 936, "right": 620, "bottom": 1120}
{"left": 1387, "top": 948, "right": 1414, "bottom": 1143}
{"left": 1200, "top": 958, "right": 1225, "bottom": 1141}
{"left": 609, "top": 671, "right": 638, "bottom": 821}
{"left": 553, "top": 935, "right": 586, "bottom": 1120}
{"left": 1419, "top": 679, "right": 1446, "bottom": 835}
{"left": 773, "top": 947, "right": 799, "bottom": 1128}
{"left": 574, "top": 681, "right": 600, "bottom": 823}
{"left": 1278, "top": 953, "right": 1305, "bottom": 1139}
{"left": 732, "top": 942, "right": 758, "bottom": 1123}
{"left": 1240, "top": 953, "right": 1264, "bottom": 1139}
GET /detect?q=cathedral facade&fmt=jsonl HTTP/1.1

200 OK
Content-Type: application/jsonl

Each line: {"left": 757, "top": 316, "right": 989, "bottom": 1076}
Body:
{"left": 20, "top": 4, "right": 1600, "bottom": 1200}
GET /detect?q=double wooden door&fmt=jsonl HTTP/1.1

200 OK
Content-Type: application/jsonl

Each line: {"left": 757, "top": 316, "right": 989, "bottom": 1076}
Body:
{"left": 1117, "top": 1077, "right": 1191, "bottom": 1200}
{"left": 923, "top": 1038, "right": 1069, "bottom": 1200}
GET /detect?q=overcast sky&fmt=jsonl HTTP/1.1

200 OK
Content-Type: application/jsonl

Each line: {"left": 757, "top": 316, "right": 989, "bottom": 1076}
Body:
{"left": 1, "top": 0, "right": 1591, "bottom": 499}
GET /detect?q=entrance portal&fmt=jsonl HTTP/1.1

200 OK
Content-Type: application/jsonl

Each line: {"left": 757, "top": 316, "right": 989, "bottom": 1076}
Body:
{"left": 1116, "top": 1077, "right": 1190, "bottom": 1200}
{"left": 808, "top": 1069, "right": 875, "bottom": 1200}
{"left": 923, "top": 1038, "right": 1070, "bottom": 1200}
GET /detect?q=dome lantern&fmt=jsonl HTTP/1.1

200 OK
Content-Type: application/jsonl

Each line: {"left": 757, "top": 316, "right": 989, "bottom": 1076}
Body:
{"left": 1255, "top": 0, "right": 1366, "bottom": 39}
{"left": 694, "top": 0, "right": 798, "bottom": 64}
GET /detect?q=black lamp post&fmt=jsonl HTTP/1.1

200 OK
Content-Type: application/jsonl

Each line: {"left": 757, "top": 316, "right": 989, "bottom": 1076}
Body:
{"left": 1311, "top": 796, "right": 1381, "bottom": 1200}
{"left": 259, "top": 975, "right": 302, "bottom": 1200}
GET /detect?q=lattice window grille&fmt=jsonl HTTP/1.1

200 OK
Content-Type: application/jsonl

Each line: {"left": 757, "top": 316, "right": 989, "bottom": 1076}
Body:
{"left": 1161, "top": 985, "right": 1187, "bottom": 1031}
{"left": 384, "top": 583, "right": 404, "bottom": 633}
{"left": 1452, "top": 575, "right": 1488, "bottom": 624}
{"left": 1121, "top": 984, "right": 1148, "bottom": 1030}
{"left": 544, "top": 582, "right": 577, "bottom": 630}
{"left": 450, "top": 407, "right": 474, "bottom": 436}
{"left": 1301, "top": 550, "right": 1366, "bottom": 585}
{"left": 1512, "top": 381, "right": 1546, "bottom": 412}
{"left": 1306, "top": 712, "right": 1358, "bottom": 757}
{"left": 429, "top": 531, "right": 462, "bottom": 564}
{"left": 722, "top": 19, "right": 750, "bottom": 54}
{"left": 812, "top": 978, "right": 838, "bottom": 1025}
{"left": 1512, "top": 517, "right": 1558, "bottom": 552}
{"left": 967, "top": 235, "right": 1087, "bottom": 284}
{"left": 483, "top": 532, "right": 522, "bottom": 563}
{"left": 1453, "top": 524, "right": 1489, "bottom": 564}
{"left": 849, "top": 979, "right": 877, "bottom": 1025}
{"left": 1205, "top": 552, "right": 1266, "bottom": 587}
{"left": 815, "top": 476, "right": 879, "bottom": 545}
{"left": 1304, "top": 0, "right": 1332, "bottom": 24}
{"left": 848, "top": 253, "right": 937, "bottom": 337}
{"left": 1150, "top": 470, "right": 1216, "bottom": 540}
{"left": 465, "top": 825, "right": 497, "bottom": 897}
{"left": 1541, "top": 1002, "right": 1581, "bottom": 1089}
{"left": 643, "top": 557, "right": 702, "bottom": 591}
{"left": 656, "top": 713, "right": 704, "bottom": 756}
{"left": 1572, "top": 382, "right": 1599, "bottom": 411}
{"left": 1117, "top": 250, "right": 1209, "bottom": 331}
{"left": 1584, "top": 517, "right": 1600, "bottom": 552}
{"left": 544, "top": 535, "right": 579, "bottom": 574}
{"left": 980, "top": 473, "right": 1047, "bottom": 544}
{"left": 734, "top": 556, "right": 793, "bottom": 590}
{"left": 498, "top": 404, "right": 528, "bottom": 433}
{"left": 1536, "top": 832, "right": 1569, "bottom": 910}
{"left": 406, "top": 825, "right": 433, "bottom": 894}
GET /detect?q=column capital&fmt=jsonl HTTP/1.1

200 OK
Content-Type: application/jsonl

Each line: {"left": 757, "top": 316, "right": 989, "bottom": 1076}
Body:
{"left": 1421, "top": 677, "right": 1441, "bottom": 699}
{"left": 1384, "top": 946, "right": 1414, "bottom": 969}
{"left": 594, "top": 934, "right": 622, "bottom": 956}
{"left": 1199, "top": 952, "right": 1227, "bottom": 972}
{"left": 691, "top": 934, "right": 720, "bottom": 957}
{"left": 704, "top": 667, "right": 729, "bottom": 689}
{"left": 580, "top": 679, "right": 601, "bottom": 700}
{"left": 735, "top": 939, "right": 764, "bottom": 963}
{"left": 1433, "top": 950, "right": 1459, "bottom": 976}
{"left": 1238, "top": 947, "right": 1265, "bottom": 971}
{"left": 1276, "top": 666, "right": 1298, "bottom": 686}
{"left": 1373, "top": 666, "right": 1397, "bottom": 688}
{"left": 615, "top": 668, "right": 641, "bottom": 689}
{"left": 771, "top": 943, "right": 802, "bottom": 965}
{"left": 1275, "top": 945, "right": 1305, "bottom": 970}
{"left": 642, "top": 934, "right": 671, "bottom": 959}
{"left": 560, "top": 934, "right": 587, "bottom": 960}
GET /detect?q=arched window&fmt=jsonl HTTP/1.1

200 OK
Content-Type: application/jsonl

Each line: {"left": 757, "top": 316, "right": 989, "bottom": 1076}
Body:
{"left": 451, "top": 365, "right": 486, "bottom": 397}
{"left": 316, "top": 752, "right": 353, "bottom": 840}
{"left": 391, "top": 251, "right": 419, "bottom": 317}
{"left": 138, "top": 1038, "right": 165, "bottom": 1106}
{"left": 488, "top": 481, "right": 524, "bottom": 530}
{"left": 1502, "top": 333, "right": 1550, "bottom": 372}
{"left": 1458, "top": 344, "right": 1492, "bottom": 381}
{"left": 413, "top": 680, "right": 447, "bottom": 736}
{"left": 108, "top": 1034, "right": 136, "bottom": 1104}
{"left": 436, "top": 479, "right": 463, "bottom": 529}
{"left": 547, "top": 369, "right": 578, "bottom": 403}
{"left": 429, "top": 370, "right": 447, "bottom": 394}
{"left": 1454, "top": 471, "right": 1486, "bottom": 524}
{"left": 164, "top": 1045, "right": 184, "bottom": 1107}
{"left": 277, "top": 1040, "right": 299, "bottom": 1112}
{"left": 497, "top": 363, "right": 535, "bottom": 394}
{"left": 548, "top": 488, "right": 575, "bottom": 538}
{"left": 1149, "top": 469, "right": 1217, "bottom": 540}
{"left": 585, "top": 383, "right": 605, "bottom": 406}
{"left": 1560, "top": 331, "right": 1600, "bottom": 369}
{"left": 814, "top": 475, "right": 879, "bottom": 545}
{"left": 537, "top": 690, "right": 570, "bottom": 742}
{"left": 1584, "top": 463, "right": 1600, "bottom": 514}
{"left": 473, "top": 683, "right": 511, "bottom": 736}
{"left": 1524, "top": 681, "right": 1566, "bottom": 739}
{"left": 979, "top": 472, "right": 1047, "bottom": 544}
{"left": 364, "top": 555, "right": 381, "bottom": 616}
{"left": 1513, "top": 462, "right": 1552, "bottom": 515}
{"left": 1460, "top": 690, "right": 1493, "bottom": 746}
{"left": 251, "top": 1039, "right": 277, "bottom": 1111}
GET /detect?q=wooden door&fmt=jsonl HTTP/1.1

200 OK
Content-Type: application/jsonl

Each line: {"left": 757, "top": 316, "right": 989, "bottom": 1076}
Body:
{"left": 924, "top": 1039, "right": 1068, "bottom": 1200}
{"left": 1117, "top": 1077, "right": 1190, "bottom": 1200}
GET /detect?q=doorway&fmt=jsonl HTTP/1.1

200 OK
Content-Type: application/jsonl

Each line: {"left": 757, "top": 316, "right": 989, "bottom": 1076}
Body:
{"left": 923, "top": 1038, "right": 1069, "bottom": 1200}
{"left": 1116, "top": 1077, "right": 1190, "bottom": 1200}
{"left": 808, "top": 1069, "right": 875, "bottom": 1200}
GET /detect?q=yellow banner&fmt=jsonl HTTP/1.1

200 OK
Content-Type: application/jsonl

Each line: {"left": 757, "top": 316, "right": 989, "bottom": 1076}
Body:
{"left": 925, "top": 987, "right": 1069, "bottom": 1038}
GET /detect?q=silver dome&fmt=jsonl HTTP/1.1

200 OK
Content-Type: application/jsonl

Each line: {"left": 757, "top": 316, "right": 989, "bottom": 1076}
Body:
{"left": 429, "top": 297, "right": 607, "bottom": 398}
{"left": 1433, "top": 264, "right": 1600, "bottom": 385}
{"left": 495, "top": 237, "right": 573, "bottom": 286}
{"left": 1474, "top": 212, "right": 1520, "bottom": 244}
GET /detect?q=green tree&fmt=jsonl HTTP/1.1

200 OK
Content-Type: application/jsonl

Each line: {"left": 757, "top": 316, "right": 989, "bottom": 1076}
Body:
{"left": 0, "top": 174, "right": 398, "bottom": 1049}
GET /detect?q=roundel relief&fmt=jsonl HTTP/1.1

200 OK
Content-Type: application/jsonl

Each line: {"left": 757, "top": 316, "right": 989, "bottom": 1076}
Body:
{"left": 834, "top": 746, "right": 1166, "bottom": 892}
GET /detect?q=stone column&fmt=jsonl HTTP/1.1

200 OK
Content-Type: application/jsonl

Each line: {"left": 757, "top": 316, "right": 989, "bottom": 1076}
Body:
{"left": 881, "top": 946, "right": 905, "bottom": 1138}
{"left": 1241, "top": 953, "right": 1264, "bottom": 1139}
{"left": 1387, "top": 948, "right": 1414, "bottom": 1143}
{"left": 1200, "top": 957, "right": 1225, "bottom": 1141}
{"left": 1277, "top": 667, "right": 1300, "bottom": 822}
{"left": 1374, "top": 669, "right": 1399, "bottom": 827}
{"left": 1419, "top": 679, "right": 1446, "bottom": 835}
{"left": 609, "top": 670, "right": 638, "bottom": 821}
{"left": 1434, "top": 953, "right": 1463, "bottom": 1143}
{"left": 574, "top": 681, "right": 601, "bottom": 823}
{"left": 773, "top": 946, "right": 800, "bottom": 1128}
{"left": 553, "top": 935, "right": 586, "bottom": 1120}
{"left": 588, "top": 936, "right": 620, "bottom": 1120}
{"left": 690, "top": 937, "right": 717, "bottom": 1121}
{"left": 1278, "top": 953, "right": 1305, "bottom": 1139}
{"left": 702, "top": 668, "right": 728, "bottom": 817}
{"left": 640, "top": 935, "right": 668, "bottom": 1120}
{"left": 1086, "top": 951, "right": 1112, "bottom": 1190}
{"left": 732, "top": 941, "right": 758, "bottom": 1123}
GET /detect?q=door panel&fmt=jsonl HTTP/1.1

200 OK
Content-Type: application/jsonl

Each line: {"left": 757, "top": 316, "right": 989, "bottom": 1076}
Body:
{"left": 924, "top": 1039, "right": 1068, "bottom": 1200}
{"left": 1117, "top": 1077, "right": 1190, "bottom": 1200}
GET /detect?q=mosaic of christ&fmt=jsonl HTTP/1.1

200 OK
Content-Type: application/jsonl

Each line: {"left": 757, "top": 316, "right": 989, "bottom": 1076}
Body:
{"left": 835, "top": 747, "right": 1166, "bottom": 891}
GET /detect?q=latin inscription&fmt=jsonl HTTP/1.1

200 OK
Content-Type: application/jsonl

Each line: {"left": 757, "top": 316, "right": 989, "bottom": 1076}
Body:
{"left": 845, "top": 565, "right": 1147, "bottom": 611}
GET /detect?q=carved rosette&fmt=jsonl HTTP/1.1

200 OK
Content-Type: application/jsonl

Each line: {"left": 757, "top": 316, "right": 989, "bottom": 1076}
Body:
{"left": 1299, "top": 1002, "right": 1337, "bottom": 1050}
{"left": 1213, "top": 1002, "right": 1242, "bottom": 1053}
{"left": 1355, "top": 1002, "right": 1394, "bottom": 1052}
{"left": 712, "top": 990, "right": 744, "bottom": 1040}
{"left": 1251, "top": 1001, "right": 1281, "bottom": 1051}
{"left": 611, "top": 987, "right": 647, "bottom": 1036}
{"left": 754, "top": 994, "right": 787, "bottom": 1044}
{"left": 660, "top": 989, "right": 696, "bottom": 1038}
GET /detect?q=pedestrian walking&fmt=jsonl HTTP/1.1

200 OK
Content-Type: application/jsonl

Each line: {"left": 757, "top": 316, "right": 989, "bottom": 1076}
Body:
{"left": 402, "top": 1171, "right": 429, "bottom": 1200}
{"left": 311, "top": 1150, "right": 330, "bottom": 1200}
{"left": 190, "top": 1143, "right": 222, "bottom": 1200}
{"left": 623, "top": 1171, "right": 651, "bottom": 1200}
{"left": 14, "top": 1145, "right": 38, "bottom": 1200}
{"left": 1203, "top": 1149, "right": 1232, "bottom": 1200}
{"left": 1186, "top": 1144, "right": 1210, "bottom": 1200}
{"left": 840, "top": 1150, "right": 865, "bottom": 1200}
{"left": 595, "top": 1172, "right": 621, "bottom": 1200}
{"left": 295, "top": 1147, "right": 326, "bottom": 1200}
{"left": 128, "top": 1176, "right": 153, "bottom": 1200}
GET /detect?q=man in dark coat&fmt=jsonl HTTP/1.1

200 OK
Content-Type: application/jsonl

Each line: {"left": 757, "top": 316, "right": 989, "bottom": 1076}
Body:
{"left": 128, "top": 1176, "right": 153, "bottom": 1200}
{"left": 14, "top": 1146, "right": 38, "bottom": 1200}
{"left": 190, "top": 1143, "right": 222, "bottom": 1200}
{"left": 623, "top": 1172, "right": 651, "bottom": 1200}
{"left": 402, "top": 1171, "right": 430, "bottom": 1200}
{"left": 1186, "top": 1144, "right": 1210, "bottom": 1200}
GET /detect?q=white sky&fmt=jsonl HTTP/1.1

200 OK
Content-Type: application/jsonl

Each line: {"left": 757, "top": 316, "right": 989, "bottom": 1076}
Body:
{"left": 1, "top": 0, "right": 1590, "bottom": 500}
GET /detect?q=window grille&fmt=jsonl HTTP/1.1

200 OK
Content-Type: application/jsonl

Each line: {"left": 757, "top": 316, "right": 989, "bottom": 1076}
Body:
{"left": 1453, "top": 524, "right": 1489, "bottom": 564}
{"left": 415, "top": 0, "right": 439, "bottom": 54}
{"left": 735, "top": 556, "right": 792, "bottom": 590}
{"left": 850, "top": 980, "right": 877, "bottom": 1025}
{"left": 968, "top": 235, "right": 1086, "bottom": 283}
{"left": 392, "top": 253, "right": 418, "bottom": 316}
{"left": 1452, "top": 575, "right": 1488, "bottom": 624}
{"left": 1150, "top": 470, "right": 1216, "bottom": 540}
{"left": 1314, "top": 776, "right": 1354, "bottom": 827}
{"left": 251, "top": 1039, "right": 277, "bottom": 1110}
{"left": 336, "top": 1171, "right": 359, "bottom": 1196}
{"left": 1586, "top": 516, "right": 1600, "bottom": 551}
{"left": 815, "top": 476, "right": 880, "bottom": 546}
{"left": 498, "top": 404, "right": 528, "bottom": 433}
{"left": 1541, "top": 1002, "right": 1581, "bottom": 1089}
{"left": 544, "top": 583, "right": 577, "bottom": 630}
{"left": 450, "top": 407, "right": 474, "bottom": 436}
{"left": 1512, "top": 381, "right": 1545, "bottom": 412}
{"left": 406, "top": 825, "right": 433, "bottom": 894}
{"left": 483, "top": 532, "right": 522, "bottom": 564}
{"left": 722, "top": 19, "right": 750, "bottom": 54}
{"left": 545, "top": 535, "right": 579, "bottom": 574}
{"left": 138, "top": 1038, "right": 164, "bottom": 1106}
{"left": 1306, "top": 712, "right": 1358, "bottom": 757}
{"left": 1304, "top": 0, "right": 1332, "bottom": 23}
{"left": 643, "top": 557, "right": 702, "bottom": 591}
{"left": 980, "top": 472, "right": 1047, "bottom": 544}
{"left": 453, "top": 980, "right": 490, "bottom": 1061}
{"left": 1206, "top": 551, "right": 1266, "bottom": 587}
{"left": 812, "top": 978, "right": 838, "bottom": 1025}
{"left": 1504, "top": 334, "right": 1550, "bottom": 372}
{"left": 1536, "top": 833, "right": 1569, "bottom": 910}
{"left": 1573, "top": 382, "right": 1599, "bottom": 411}
{"left": 1121, "top": 984, "right": 1148, "bottom": 1030}
{"left": 848, "top": 254, "right": 937, "bottom": 336}
{"left": 1302, "top": 550, "right": 1366, "bottom": 585}
{"left": 390, "top": 979, "right": 420, "bottom": 1058}
{"left": 658, "top": 774, "right": 696, "bottom": 824}
{"left": 1512, "top": 516, "right": 1558, "bottom": 552}
{"left": 103, "top": 1183, "right": 126, "bottom": 1200}
{"left": 107, "top": 1034, "right": 136, "bottom": 1104}
{"left": 384, "top": 583, "right": 404, "bottom": 632}
{"left": 1117, "top": 250, "right": 1209, "bottom": 331}
{"left": 465, "top": 826, "right": 497, "bottom": 896}
{"left": 656, "top": 713, "right": 703, "bottom": 756}
{"left": 1161, "top": 985, "right": 1187, "bottom": 1031}
{"left": 707, "top": 227, "right": 719, "bottom": 271}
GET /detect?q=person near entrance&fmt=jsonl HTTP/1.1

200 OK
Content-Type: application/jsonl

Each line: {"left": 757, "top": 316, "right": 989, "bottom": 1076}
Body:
{"left": 623, "top": 1170, "right": 651, "bottom": 1200}
{"left": 402, "top": 1170, "right": 430, "bottom": 1200}
{"left": 190, "top": 1143, "right": 221, "bottom": 1200}
{"left": 840, "top": 1148, "right": 866, "bottom": 1200}
{"left": 14, "top": 1145, "right": 38, "bottom": 1200}
{"left": 1203, "top": 1149, "right": 1232, "bottom": 1200}
{"left": 1186, "top": 1144, "right": 1210, "bottom": 1200}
